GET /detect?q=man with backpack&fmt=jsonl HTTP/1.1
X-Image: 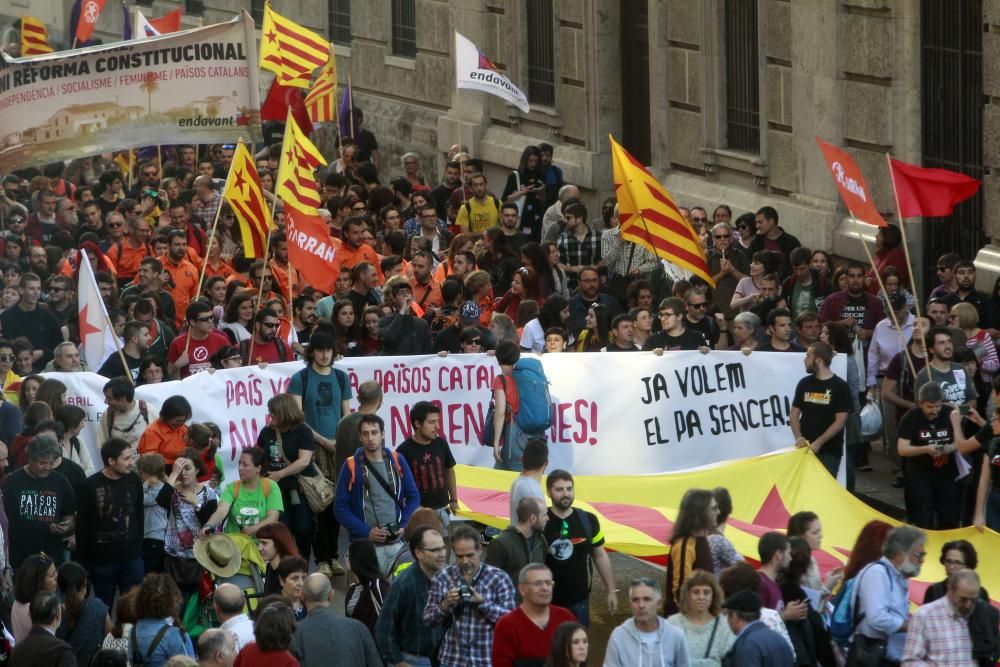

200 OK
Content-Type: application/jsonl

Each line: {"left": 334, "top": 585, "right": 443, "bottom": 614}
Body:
{"left": 543, "top": 469, "right": 617, "bottom": 626}
{"left": 288, "top": 331, "right": 353, "bottom": 578}
{"left": 455, "top": 173, "right": 500, "bottom": 233}
{"left": 849, "top": 525, "right": 926, "bottom": 665}
{"left": 100, "top": 376, "right": 158, "bottom": 458}
{"left": 489, "top": 341, "right": 551, "bottom": 472}
{"left": 334, "top": 414, "right": 422, "bottom": 576}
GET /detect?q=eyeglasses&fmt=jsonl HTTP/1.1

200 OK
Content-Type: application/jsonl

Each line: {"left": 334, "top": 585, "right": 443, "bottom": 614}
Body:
{"left": 713, "top": 234, "right": 731, "bottom": 239}
{"left": 659, "top": 311, "right": 676, "bottom": 318}
{"left": 0, "top": 355, "right": 14, "bottom": 362}
{"left": 688, "top": 302, "right": 708, "bottom": 309}
{"left": 943, "top": 558, "right": 966, "bottom": 567}
{"left": 691, "top": 216, "right": 708, "bottom": 223}
{"left": 193, "top": 316, "right": 214, "bottom": 323}
{"left": 48, "top": 287, "right": 65, "bottom": 293}
{"left": 223, "top": 356, "right": 242, "bottom": 364}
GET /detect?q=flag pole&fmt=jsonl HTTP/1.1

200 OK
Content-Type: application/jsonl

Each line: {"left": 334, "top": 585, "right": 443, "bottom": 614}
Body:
{"left": 347, "top": 73, "right": 354, "bottom": 138}
{"left": 157, "top": 145, "right": 163, "bottom": 172}
{"left": 84, "top": 255, "right": 135, "bottom": 385}
{"left": 885, "top": 152, "right": 931, "bottom": 380}
{"left": 127, "top": 149, "right": 134, "bottom": 191}
{"left": 247, "top": 197, "right": 278, "bottom": 364}
{"left": 330, "top": 43, "right": 340, "bottom": 136}
{"left": 853, "top": 223, "right": 917, "bottom": 380}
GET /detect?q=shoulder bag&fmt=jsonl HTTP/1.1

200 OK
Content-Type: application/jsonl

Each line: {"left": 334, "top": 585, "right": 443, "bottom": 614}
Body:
{"left": 278, "top": 430, "right": 334, "bottom": 513}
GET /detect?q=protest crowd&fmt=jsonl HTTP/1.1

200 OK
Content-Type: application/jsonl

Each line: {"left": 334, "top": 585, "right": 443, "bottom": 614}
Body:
{"left": 0, "top": 8, "right": 998, "bottom": 667}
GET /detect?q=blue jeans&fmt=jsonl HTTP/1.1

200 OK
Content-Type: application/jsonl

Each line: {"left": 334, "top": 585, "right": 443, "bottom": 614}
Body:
{"left": 818, "top": 452, "right": 842, "bottom": 480}
{"left": 568, "top": 598, "right": 590, "bottom": 626}
{"left": 89, "top": 557, "right": 145, "bottom": 609}
{"left": 400, "top": 653, "right": 433, "bottom": 666}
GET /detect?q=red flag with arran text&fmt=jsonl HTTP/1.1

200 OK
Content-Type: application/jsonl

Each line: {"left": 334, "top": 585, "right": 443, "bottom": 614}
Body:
{"left": 285, "top": 209, "right": 340, "bottom": 294}
{"left": 816, "top": 138, "right": 886, "bottom": 227}
{"left": 888, "top": 157, "right": 981, "bottom": 218}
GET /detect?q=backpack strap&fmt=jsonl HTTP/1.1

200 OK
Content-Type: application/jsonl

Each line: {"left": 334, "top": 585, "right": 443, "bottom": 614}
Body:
{"left": 233, "top": 480, "right": 242, "bottom": 502}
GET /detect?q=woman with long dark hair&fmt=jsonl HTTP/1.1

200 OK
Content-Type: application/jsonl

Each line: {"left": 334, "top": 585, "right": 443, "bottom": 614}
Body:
{"left": 257, "top": 522, "right": 301, "bottom": 596}
{"left": 492, "top": 267, "right": 541, "bottom": 320}
{"left": 345, "top": 540, "right": 390, "bottom": 637}
{"left": 11, "top": 553, "right": 57, "bottom": 641}
{"left": 502, "top": 145, "right": 546, "bottom": 241}
{"left": 57, "top": 561, "right": 112, "bottom": 666}
{"left": 520, "top": 294, "right": 569, "bottom": 353}
{"left": 220, "top": 289, "right": 256, "bottom": 345}
{"left": 545, "top": 622, "right": 589, "bottom": 667}
{"left": 664, "top": 489, "right": 718, "bottom": 616}
{"left": 574, "top": 304, "right": 612, "bottom": 352}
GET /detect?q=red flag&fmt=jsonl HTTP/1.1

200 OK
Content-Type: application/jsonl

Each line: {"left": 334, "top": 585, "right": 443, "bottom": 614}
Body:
{"left": 816, "top": 138, "right": 886, "bottom": 227}
{"left": 888, "top": 157, "right": 981, "bottom": 218}
{"left": 75, "top": 0, "right": 109, "bottom": 44}
{"left": 261, "top": 79, "right": 313, "bottom": 136}
{"left": 285, "top": 209, "right": 340, "bottom": 294}
{"left": 149, "top": 8, "right": 182, "bottom": 33}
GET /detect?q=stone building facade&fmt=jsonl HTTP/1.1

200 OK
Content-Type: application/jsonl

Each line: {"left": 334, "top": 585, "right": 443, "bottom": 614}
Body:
{"left": 4, "top": 0, "right": 996, "bottom": 292}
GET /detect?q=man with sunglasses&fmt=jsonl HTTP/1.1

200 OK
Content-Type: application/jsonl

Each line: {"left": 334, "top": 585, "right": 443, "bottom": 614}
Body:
{"left": 240, "top": 309, "right": 290, "bottom": 366}
{"left": 167, "top": 301, "right": 230, "bottom": 379}
{"left": 543, "top": 469, "right": 617, "bottom": 626}
{"left": 642, "top": 297, "right": 709, "bottom": 353}
{"left": 0, "top": 339, "right": 19, "bottom": 403}
{"left": 706, "top": 222, "right": 749, "bottom": 320}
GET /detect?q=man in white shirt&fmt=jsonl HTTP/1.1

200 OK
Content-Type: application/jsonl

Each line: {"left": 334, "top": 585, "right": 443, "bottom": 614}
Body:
{"left": 213, "top": 583, "right": 254, "bottom": 652}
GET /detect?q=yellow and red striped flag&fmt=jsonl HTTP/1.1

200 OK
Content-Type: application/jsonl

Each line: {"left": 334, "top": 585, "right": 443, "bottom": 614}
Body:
{"left": 259, "top": 3, "right": 328, "bottom": 88}
{"left": 304, "top": 47, "right": 337, "bottom": 123}
{"left": 276, "top": 110, "right": 327, "bottom": 215}
{"left": 223, "top": 142, "right": 270, "bottom": 257}
{"left": 609, "top": 134, "right": 714, "bottom": 286}
{"left": 20, "top": 16, "right": 53, "bottom": 56}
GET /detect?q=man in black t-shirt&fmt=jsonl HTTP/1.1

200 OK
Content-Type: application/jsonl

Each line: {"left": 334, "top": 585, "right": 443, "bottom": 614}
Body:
{"left": 543, "top": 469, "right": 617, "bottom": 626}
{"left": 791, "top": 342, "right": 852, "bottom": 478}
{"left": 1, "top": 435, "right": 76, "bottom": 568}
{"left": 396, "top": 401, "right": 457, "bottom": 531}
{"left": 643, "top": 297, "right": 709, "bottom": 352}
{"left": 76, "top": 438, "right": 145, "bottom": 608}
{"left": 897, "top": 383, "right": 964, "bottom": 530}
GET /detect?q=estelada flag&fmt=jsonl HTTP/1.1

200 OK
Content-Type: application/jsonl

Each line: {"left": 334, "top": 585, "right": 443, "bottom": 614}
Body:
{"left": 259, "top": 4, "right": 328, "bottom": 88}
{"left": 285, "top": 209, "right": 340, "bottom": 294}
{"left": 261, "top": 78, "right": 313, "bottom": 135}
{"left": 75, "top": 0, "right": 109, "bottom": 44}
{"left": 888, "top": 157, "right": 982, "bottom": 219}
{"left": 276, "top": 110, "right": 327, "bottom": 215}
{"left": 222, "top": 143, "right": 270, "bottom": 258}
{"left": 609, "top": 135, "right": 714, "bottom": 286}
{"left": 78, "top": 253, "right": 119, "bottom": 371}
{"left": 816, "top": 138, "right": 886, "bottom": 227}
{"left": 20, "top": 16, "right": 53, "bottom": 55}
{"left": 305, "top": 48, "right": 337, "bottom": 124}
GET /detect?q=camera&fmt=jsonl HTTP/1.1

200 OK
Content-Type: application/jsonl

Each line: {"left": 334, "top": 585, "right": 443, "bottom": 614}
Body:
{"left": 458, "top": 580, "right": 472, "bottom": 604}
{"left": 382, "top": 522, "right": 399, "bottom": 539}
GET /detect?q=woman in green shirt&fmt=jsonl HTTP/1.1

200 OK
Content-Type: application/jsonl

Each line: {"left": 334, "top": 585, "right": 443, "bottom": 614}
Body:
{"left": 201, "top": 448, "right": 283, "bottom": 537}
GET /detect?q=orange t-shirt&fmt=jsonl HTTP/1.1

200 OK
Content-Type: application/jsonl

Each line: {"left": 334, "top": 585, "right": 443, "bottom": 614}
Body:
{"left": 493, "top": 372, "right": 519, "bottom": 418}
{"left": 204, "top": 259, "right": 234, "bottom": 281}
{"left": 162, "top": 257, "right": 200, "bottom": 328}
{"left": 410, "top": 277, "right": 443, "bottom": 310}
{"left": 138, "top": 420, "right": 189, "bottom": 465}
{"left": 107, "top": 239, "right": 151, "bottom": 281}
{"left": 338, "top": 243, "right": 385, "bottom": 284}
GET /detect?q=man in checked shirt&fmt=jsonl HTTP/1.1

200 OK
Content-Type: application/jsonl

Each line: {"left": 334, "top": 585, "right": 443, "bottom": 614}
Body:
{"left": 424, "top": 523, "right": 515, "bottom": 667}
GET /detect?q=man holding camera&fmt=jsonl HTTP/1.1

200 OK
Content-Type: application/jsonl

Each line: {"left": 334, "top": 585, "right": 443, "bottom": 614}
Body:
{"left": 424, "top": 524, "right": 516, "bottom": 667}
{"left": 334, "top": 414, "right": 422, "bottom": 576}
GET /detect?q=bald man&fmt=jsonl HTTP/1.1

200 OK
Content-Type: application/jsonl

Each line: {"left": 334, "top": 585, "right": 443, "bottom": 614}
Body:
{"left": 289, "top": 573, "right": 382, "bottom": 667}
{"left": 212, "top": 583, "right": 253, "bottom": 651}
{"left": 198, "top": 628, "right": 236, "bottom": 667}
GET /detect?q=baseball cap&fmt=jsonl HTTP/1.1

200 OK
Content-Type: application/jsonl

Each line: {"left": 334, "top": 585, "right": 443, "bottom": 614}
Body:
{"left": 459, "top": 300, "right": 480, "bottom": 323}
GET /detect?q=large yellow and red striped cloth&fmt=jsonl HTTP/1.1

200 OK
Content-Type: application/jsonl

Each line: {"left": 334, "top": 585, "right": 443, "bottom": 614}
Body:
{"left": 455, "top": 448, "right": 1000, "bottom": 606}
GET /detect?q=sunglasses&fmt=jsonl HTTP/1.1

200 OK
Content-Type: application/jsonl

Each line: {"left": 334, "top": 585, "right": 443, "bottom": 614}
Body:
{"left": 688, "top": 302, "right": 708, "bottom": 309}
{"left": 467, "top": 339, "right": 483, "bottom": 345}
{"left": 107, "top": 222, "right": 123, "bottom": 228}
{"left": 691, "top": 216, "right": 708, "bottom": 223}
{"left": 193, "top": 316, "right": 214, "bottom": 323}
{"left": 261, "top": 321, "right": 279, "bottom": 329}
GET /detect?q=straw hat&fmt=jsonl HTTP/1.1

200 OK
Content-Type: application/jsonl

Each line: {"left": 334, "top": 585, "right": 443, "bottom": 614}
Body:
{"left": 193, "top": 532, "right": 241, "bottom": 578}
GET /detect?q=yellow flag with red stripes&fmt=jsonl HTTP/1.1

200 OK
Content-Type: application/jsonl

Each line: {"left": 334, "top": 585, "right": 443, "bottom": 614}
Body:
{"left": 276, "top": 110, "right": 327, "bottom": 215}
{"left": 305, "top": 47, "right": 337, "bottom": 123}
{"left": 610, "top": 134, "right": 714, "bottom": 286}
{"left": 259, "top": 3, "right": 328, "bottom": 88}
{"left": 223, "top": 142, "right": 270, "bottom": 258}
{"left": 20, "top": 16, "right": 54, "bottom": 56}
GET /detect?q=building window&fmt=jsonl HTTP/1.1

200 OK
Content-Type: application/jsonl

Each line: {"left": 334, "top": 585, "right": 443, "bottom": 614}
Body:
{"left": 328, "top": 0, "right": 351, "bottom": 45}
{"left": 250, "top": 0, "right": 264, "bottom": 24}
{"left": 724, "top": 0, "right": 760, "bottom": 153}
{"left": 184, "top": 0, "right": 205, "bottom": 15}
{"left": 527, "top": 1, "right": 555, "bottom": 107}
{"left": 391, "top": 0, "right": 416, "bottom": 58}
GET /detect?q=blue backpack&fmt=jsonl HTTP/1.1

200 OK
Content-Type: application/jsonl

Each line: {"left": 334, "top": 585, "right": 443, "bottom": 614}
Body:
{"left": 829, "top": 560, "right": 891, "bottom": 645}
{"left": 511, "top": 357, "right": 552, "bottom": 433}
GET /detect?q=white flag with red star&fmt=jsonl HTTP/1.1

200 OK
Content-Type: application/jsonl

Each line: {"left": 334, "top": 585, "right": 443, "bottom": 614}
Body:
{"left": 78, "top": 253, "right": 118, "bottom": 371}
